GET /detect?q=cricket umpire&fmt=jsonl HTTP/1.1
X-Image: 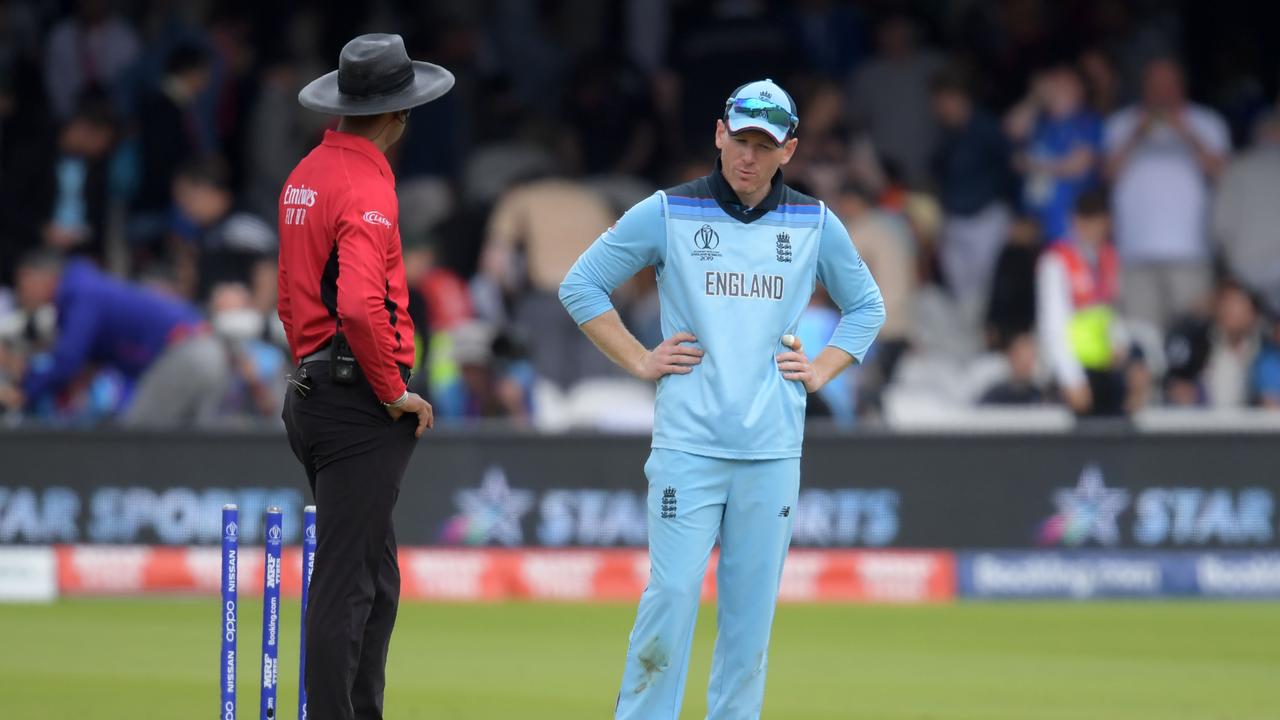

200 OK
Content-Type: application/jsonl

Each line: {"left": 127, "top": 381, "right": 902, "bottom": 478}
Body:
{"left": 560, "top": 79, "right": 885, "bottom": 719}
{"left": 277, "top": 34, "right": 451, "bottom": 719}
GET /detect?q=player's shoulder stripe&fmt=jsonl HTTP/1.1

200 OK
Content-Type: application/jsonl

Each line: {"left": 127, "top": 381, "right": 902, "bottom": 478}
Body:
{"left": 667, "top": 195, "right": 718, "bottom": 205}
{"left": 779, "top": 185, "right": 821, "bottom": 210}
{"left": 662, "top": 177, "right": 712, "bottom": 201}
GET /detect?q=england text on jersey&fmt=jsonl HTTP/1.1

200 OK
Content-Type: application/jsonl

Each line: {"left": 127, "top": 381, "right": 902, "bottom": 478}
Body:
{"left": 704, "top": 271, "right": 784, "bottom": 300}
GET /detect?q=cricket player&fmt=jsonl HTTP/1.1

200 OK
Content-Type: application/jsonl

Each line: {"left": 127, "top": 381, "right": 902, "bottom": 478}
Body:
{"left": 559, "top": 79, "right": 885, "bottom": 719}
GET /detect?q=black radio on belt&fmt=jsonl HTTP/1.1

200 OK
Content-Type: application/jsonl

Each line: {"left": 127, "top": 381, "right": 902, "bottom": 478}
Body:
{"left": 330, "top": 332, "right": 358, "bottom": 384}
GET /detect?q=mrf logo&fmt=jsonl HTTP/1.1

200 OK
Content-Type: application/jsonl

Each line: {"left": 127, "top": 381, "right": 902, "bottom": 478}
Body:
{"left": 692, "top": 224, "right": 721, "bottom": 261}
{"left": 1038, "top": 464, "right": 1276, "bottom": 547}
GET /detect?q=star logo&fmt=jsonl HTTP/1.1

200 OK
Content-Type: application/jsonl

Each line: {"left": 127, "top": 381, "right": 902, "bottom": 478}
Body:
{"left": 1038, "top": 464, "right": 1130, "bottom": 546}
{"left": 440, "top": 466, "right": 534, "bottom": 546}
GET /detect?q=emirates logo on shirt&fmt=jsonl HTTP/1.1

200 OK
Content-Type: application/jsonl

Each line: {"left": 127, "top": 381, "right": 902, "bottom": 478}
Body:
{"left": 362, "top": 210, "right": 392, "bottom": 228}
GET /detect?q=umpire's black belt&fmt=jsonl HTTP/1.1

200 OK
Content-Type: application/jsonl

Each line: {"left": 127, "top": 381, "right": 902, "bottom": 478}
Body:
{"left": 300, "top": 339, "right": 412, "bottom": 383}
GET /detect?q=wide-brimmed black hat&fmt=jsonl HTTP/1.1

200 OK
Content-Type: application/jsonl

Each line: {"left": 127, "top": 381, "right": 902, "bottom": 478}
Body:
{"left": 298, "top": 33, "right": 454, "bottom": 116}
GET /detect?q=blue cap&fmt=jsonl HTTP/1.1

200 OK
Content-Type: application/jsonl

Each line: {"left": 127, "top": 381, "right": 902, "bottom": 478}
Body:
{"left": 724, "top": 79, "right": 798, "bottom": 146}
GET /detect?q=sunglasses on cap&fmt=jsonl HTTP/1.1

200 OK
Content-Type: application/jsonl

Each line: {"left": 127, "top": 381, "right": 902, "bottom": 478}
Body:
{"left": 724, "top": 97, "right": 799, "bottom": 133}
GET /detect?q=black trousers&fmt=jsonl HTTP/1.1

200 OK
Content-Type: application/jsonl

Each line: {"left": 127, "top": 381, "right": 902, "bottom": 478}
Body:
{"left": 282, "top": 361, "right": 418, "bottom": 720}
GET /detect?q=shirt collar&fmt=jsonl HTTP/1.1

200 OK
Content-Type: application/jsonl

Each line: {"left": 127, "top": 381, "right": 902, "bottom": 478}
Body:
{"left": 708, "top": 158, "right": 785, "bottom": 224}
{"left": 322, "top": 129, "right": 394, "bottom": 180}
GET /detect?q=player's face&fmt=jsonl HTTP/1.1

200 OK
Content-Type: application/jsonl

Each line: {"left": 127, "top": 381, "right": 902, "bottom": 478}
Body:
{"left": 715, "top": 120, "right": 798, "bottom": 201}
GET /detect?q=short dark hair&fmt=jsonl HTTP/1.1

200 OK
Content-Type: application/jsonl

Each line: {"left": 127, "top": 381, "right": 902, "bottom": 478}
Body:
{"left": 175, "top": 154, "right": 231, "bottom": 190}
{"left": 166, "top": 42, "right": 210, "bottom": 76}
{"left": 18, "top": 247, "right": 65, "bottom": 273}
{"left": 930, "top": 67, "right": 970, "bottom": 97}
{"left": 69, "top": 91, "right": 115, "bottom": 130}
{"left": 839, "top": 180, "right": 877, "bottom": 203}
{"left": 1073, "top": 187, "right": 1110, "bottom": 218}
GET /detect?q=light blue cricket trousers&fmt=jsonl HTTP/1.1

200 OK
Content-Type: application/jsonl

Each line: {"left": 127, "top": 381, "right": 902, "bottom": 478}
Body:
{"left": 615, "top": 448, "right": 800, "bottom": 720}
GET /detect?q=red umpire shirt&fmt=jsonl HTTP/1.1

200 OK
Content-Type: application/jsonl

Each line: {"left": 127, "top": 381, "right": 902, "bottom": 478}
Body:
{"left": 277, "top": 129, "right": 414, "bottom": 404}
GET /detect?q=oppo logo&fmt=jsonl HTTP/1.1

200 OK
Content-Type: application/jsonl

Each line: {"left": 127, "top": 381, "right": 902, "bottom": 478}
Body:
{"left": 224, "top": 601, "right": 237, "bottom": 640}
{"left": 362, "top": 210, "right": 392, "bottom": 228}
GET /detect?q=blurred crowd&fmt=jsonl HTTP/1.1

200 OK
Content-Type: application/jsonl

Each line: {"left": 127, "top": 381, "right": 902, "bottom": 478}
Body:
{"left": 1, "top": 0, "right": 1279, "bottom": 430}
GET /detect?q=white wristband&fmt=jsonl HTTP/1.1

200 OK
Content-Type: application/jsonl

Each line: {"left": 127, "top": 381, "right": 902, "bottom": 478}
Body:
{"left": 383, "top": 391, "right": 409, "bottom": 409}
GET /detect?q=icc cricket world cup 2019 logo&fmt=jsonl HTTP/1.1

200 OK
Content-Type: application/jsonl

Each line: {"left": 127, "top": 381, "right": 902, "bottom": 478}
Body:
{"left": 692, "top": 224, "right": 722, "bottom": 261}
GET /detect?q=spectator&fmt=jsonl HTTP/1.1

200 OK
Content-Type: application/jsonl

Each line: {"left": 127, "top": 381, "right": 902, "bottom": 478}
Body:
{"left": 169, "top": 156, "right": 277, "bottom": 308}
{"left": 1005, "top": 64, "right": 1103, "bottom": 241}
{"left": 478, "top": 176, "right": 617, "bottom": 388}
{"left": 431, "top": 319, "right": 532, "bottom": 425}
{"left": 1202, "top": 280, "right": 1262, "bottom": 409}
{"left": 1163, "top": 315, "right": 1211, "bottom": 406}
{"left": 208, "top": 282, "right": 286, "bottom": 423}
{"left": 38, "top": 96, "right": 117, "bottom": 261}
{"left": 787, "top": 81, "right": 885, "bottom": 202}
{"left": 132, "top": 43, "right": 214, "bottom": 241}
{"left": 931, "top": 69, "right": 1013, "bottom": 315}
{"left": 43, "top": 0, "right": 140, "bottom": 121}
{"left": 1078, "top": 47, "right": 1121, "bottom": 116}
{"left": 847, "top": 13, "right": 944, "bottom": 187}
{"left": 1036, "top": 189, "right": 1134, "bottom": 416}
{"left": 833, "top": 181, "right": 914, "bottom": 380}
{"left": 1104, "top": 56, "right": 1230, "bottom": 331}
{"left": 980, "top": 332, "right": 1047, "bottom": 405}
{"left": 1212, "top": 111, "right": 1280, "bottom": 315}
{"left": 1, "top": 94, "right": 115, "bottom": 284}
{"left": 786, "top": 0, "right": 869, "bottom": 80}
{"left": 0, "top": 249, "right": 228, "bottom": 426}
{"left": 985, "top": 215, "right": 1041, "bottom": 349}
{"left": 242, "top": 54, "right": 311, "bottom": 222}
{"left": 559, "top": 50, "right": 658, "bottom": 177}
{"left": 1253, "top": 313, "right": 1280, "bottom": 408}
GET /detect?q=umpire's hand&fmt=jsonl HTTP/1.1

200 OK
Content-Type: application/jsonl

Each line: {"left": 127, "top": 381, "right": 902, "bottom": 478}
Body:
{"left": 387, "top": 392, "right": 434, "bottom": 437}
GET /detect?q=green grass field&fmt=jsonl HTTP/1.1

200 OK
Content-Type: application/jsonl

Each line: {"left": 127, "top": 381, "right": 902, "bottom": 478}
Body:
{"left": 1, "top": 598, "right": 1277, "bottom": 719}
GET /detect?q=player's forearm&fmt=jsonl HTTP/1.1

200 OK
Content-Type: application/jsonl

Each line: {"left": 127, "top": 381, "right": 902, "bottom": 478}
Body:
{"left": 578, "top": 310, "right": 649, "bottom": 379}
{"left": 811, "top": 345, "right": 855, "bottom": 391}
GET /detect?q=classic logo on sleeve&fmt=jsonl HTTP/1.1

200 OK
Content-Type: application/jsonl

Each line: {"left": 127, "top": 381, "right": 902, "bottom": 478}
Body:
{"left": 362, "top": 210, "right": 393, "bottom": 228}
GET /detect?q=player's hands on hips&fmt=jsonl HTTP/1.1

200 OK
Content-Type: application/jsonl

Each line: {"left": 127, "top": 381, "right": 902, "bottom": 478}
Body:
{"left": 387, "top": 392, "right": 434, "bottom": 437}
{"left": 777, "top": 336, "right": 822, "bottom": 393}
{"left": 636, "top": 332, "right": 703, "bottom": 380}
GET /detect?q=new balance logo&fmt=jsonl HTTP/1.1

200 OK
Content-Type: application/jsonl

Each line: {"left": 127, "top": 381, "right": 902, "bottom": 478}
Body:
{"left": 778, "top": 506, "right": 791, "bottom": 518}
{"left": 661, "top": 486, "right": 678, "bottom": 519}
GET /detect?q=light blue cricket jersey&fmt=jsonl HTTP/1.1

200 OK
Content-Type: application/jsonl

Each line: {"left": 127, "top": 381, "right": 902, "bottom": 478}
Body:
{"left": 560, "top": 164, "right": 885, "bottom": 459}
